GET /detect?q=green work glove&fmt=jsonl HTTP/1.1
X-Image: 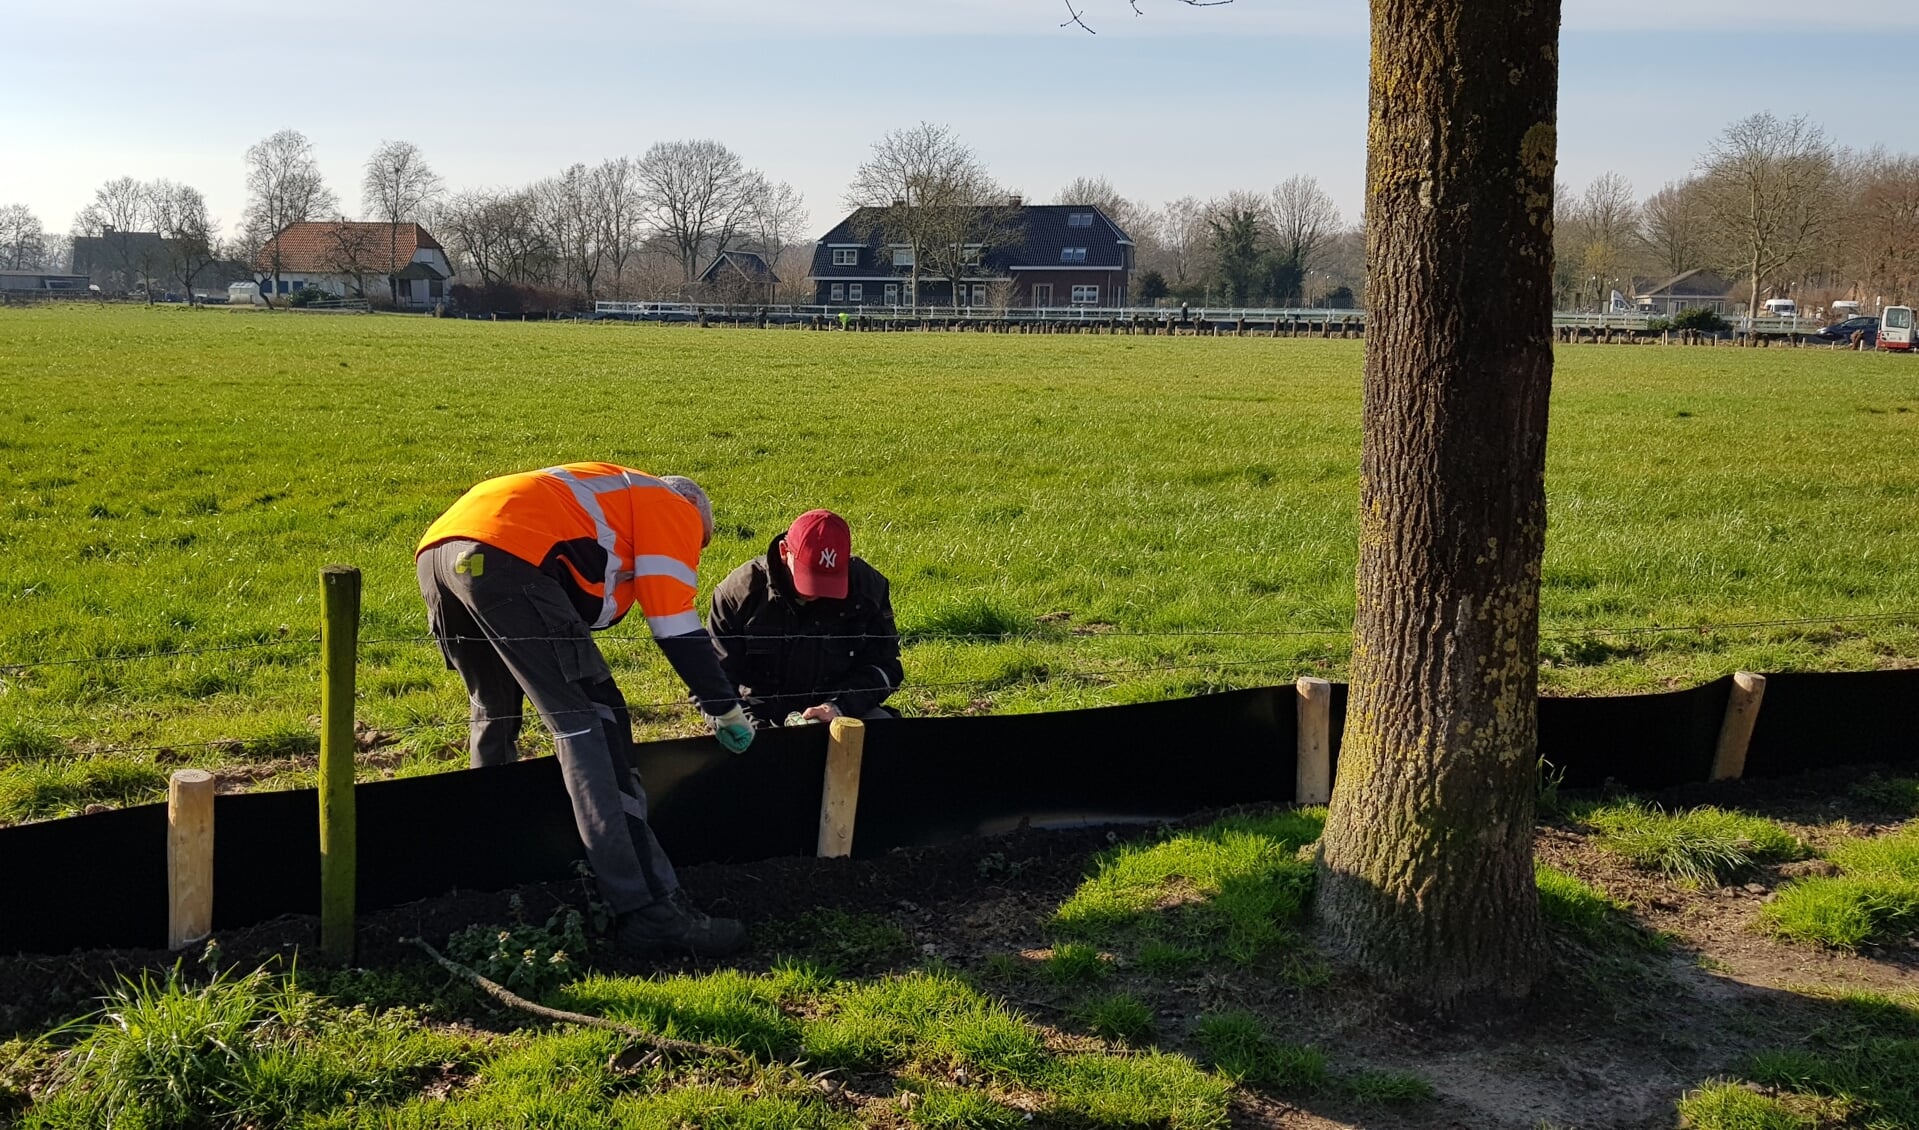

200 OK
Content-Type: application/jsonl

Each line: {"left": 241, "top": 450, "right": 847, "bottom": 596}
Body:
{"left": 708, "top": 704, "right": 755, "bottom": 754}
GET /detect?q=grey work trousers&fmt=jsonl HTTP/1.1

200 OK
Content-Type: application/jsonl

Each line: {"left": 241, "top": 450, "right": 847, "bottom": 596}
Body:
{"left": 417, "top": 538, "right": 678, "bottom": 914}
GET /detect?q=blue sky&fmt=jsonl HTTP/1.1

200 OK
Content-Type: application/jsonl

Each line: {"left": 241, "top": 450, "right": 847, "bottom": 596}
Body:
{"left": 4, "top": 0, "right": 1916, "bottom": 240}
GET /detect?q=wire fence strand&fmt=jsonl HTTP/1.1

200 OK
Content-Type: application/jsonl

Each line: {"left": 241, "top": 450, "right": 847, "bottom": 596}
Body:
{"left": 5, "top": 610, "right": 1917, "bottom": 676}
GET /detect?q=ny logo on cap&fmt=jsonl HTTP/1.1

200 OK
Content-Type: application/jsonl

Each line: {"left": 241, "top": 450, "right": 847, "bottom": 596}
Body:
{"left": 818, "top": 548, "right": 839, "bottom": 569}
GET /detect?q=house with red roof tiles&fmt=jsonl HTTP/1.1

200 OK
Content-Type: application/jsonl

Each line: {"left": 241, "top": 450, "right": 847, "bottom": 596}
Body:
{"left": 254, "top": 221, "right": 453, "bottom": 308}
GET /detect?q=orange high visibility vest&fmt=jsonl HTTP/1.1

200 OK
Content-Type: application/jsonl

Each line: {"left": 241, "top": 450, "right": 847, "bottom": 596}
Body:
{"left": 418, "top": 463, "right": 706, "bottom": 636}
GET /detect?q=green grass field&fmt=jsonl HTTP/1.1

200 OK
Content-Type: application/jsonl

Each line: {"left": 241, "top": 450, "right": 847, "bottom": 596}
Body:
{"left": 1, "top": 305, "right": 1915, "bottom": 816}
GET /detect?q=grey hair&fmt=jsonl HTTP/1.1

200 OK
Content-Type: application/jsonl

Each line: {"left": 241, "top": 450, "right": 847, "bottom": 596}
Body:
{"left": 660, "top": 475, "right": 714, "bottom": 546}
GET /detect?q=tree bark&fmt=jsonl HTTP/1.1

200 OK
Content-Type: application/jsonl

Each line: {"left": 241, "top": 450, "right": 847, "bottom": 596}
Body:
{"left": 1314, "top": 0, "right": 1559, "bottom": 1016}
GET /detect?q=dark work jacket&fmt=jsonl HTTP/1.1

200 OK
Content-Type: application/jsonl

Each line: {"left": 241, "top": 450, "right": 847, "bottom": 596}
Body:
{"left": 708, "top": 536, "right": 903, "bottom": 722}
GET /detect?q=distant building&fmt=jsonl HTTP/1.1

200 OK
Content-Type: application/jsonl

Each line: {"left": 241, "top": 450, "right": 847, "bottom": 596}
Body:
{"left": 69, "top": 228, "right": 249, "bottom": 299}
{"left": 697, "top": 250, "right": 779, "bottom": 303}
{"left": 254, "top": 222, "right": 452, "bottom": 308}
{"left": 1634, "top": 270, "right": 1736, "bottom": 316}
{"left": 807, "top": 203, "right": 1133, "bottom": 308}
{"left": 0, "top": 269, "right": 90, "bottom": 295}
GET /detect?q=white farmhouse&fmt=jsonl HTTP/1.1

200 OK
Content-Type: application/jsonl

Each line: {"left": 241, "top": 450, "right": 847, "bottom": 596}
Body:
{"left": 254, "top": 221, "right": 452, "bottom": 308}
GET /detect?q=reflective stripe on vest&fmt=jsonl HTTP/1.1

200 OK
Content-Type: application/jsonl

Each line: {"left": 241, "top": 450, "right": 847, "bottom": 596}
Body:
{"left": 542, "top": 466, "right": 692, "bottom": 631}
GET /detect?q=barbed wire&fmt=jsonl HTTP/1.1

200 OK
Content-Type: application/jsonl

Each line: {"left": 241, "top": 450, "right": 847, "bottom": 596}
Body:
{"left": 4, "top": 610, "right": 1916, "bottom": 676}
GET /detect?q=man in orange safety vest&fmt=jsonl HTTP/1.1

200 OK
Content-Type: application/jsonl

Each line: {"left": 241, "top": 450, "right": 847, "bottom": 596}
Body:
{"left": 417, "top": 463, "right": 755, "bottom": 956}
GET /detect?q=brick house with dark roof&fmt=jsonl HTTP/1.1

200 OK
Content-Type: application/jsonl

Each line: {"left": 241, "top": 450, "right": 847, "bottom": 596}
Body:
{"left": 807, "top": 204, "right": 1133, "bottom": 308}
{"left": 254, "top": 221, "right": 452, "bottom": 307}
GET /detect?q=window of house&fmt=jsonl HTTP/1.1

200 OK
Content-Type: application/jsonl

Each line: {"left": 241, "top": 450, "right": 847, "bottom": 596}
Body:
{"left": 1032, "top": 284, "right": 1053, "bottom": 306}
{"left": 1068, "top": 212, "right": 1093, "bottom": 227}
{"left": 1060, "top": 247, "right": 1086, "bottom": 263}
{"left": 849, "top": 284, "right": 863, "bottom": 302}
{"left": 884, "top": 283, "right": 899, "bottom": 305}
{"left": 972, "top": 283, "right": 989, "bottom": 305}
{"left": 891, "top": 248, "right": 914, "bottom": 267}
{"left": 832, "top": 247, "right": 859, "bottom": 266}
{"left": 428, "top": 279, "right": 443, "bottom": 298}
{"left": 960, "top": 245, "right": 981, "bottom": 265}
{"left": 830, "top": 283, "right": 845, "bottom": 302}
{"left": 1072, "top": 284, "right": 1099, "bottom": 305}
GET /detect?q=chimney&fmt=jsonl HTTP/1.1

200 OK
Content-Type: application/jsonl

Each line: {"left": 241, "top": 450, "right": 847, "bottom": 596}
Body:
{"left": 892, "top": 198, "right": 905, "bottom": 207}
{"left": 1008, "top": 195, "right": 1023, "bottom": 207}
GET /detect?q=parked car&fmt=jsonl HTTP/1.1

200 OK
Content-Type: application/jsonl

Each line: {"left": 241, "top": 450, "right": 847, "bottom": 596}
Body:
{"left": 1815, "top": 315, "right": 1879, "bottom": 345}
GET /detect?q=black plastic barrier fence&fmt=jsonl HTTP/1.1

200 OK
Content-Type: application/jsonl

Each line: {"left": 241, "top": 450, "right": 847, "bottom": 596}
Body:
{"left": 6, "top": 670, "right": 1916, "bottom": 955}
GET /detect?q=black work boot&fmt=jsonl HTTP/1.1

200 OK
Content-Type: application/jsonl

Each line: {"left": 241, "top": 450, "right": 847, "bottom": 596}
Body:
{"left": 615, "top": 891, "right": 746, "bottom": 957}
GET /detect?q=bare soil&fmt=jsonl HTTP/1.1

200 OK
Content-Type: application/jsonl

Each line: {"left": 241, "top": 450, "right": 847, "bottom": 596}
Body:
{"left": 4, "top": 767, "right": 1914, "bottom": 1129}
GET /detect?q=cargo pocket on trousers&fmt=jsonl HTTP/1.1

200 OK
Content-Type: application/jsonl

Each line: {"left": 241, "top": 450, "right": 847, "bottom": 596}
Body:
{"left": 523, "top": 583, "right": 612, "bottom": 685}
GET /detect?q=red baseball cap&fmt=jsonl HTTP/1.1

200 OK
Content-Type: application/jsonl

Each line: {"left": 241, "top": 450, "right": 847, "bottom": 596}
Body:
{"left": 784, "top": 509, "right": 851, "bottom": 599}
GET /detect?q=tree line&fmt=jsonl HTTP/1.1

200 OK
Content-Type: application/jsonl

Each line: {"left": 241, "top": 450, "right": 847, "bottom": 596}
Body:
{"left": 4, "top": 111, "right": 1913, "bottom": 312}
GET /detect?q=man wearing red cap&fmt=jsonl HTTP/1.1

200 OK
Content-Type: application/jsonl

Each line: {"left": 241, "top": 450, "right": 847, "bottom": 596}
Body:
{"left": 708, "top": 509, "right": 903, "bottom": 725}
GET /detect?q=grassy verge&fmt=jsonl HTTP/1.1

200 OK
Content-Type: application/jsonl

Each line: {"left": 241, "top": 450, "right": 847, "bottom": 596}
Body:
{"left": 5, "top": 307, "right": 1919, "bottom": 815}
{"left": 1763, "top": 826, "right": 1919, "bottom": 948}
{"left": 15, "top": 956, "right": 1234, "bottom": 1128}
{"left": 1050, "top": 808, "right": 1325, "bottom": 964}
{"left": 1580, "top": 800, "right": 1803, "bottom": 885}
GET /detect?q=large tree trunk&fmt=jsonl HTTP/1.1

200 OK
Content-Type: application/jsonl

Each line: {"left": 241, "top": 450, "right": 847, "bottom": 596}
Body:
{"left": 1313, "top": 0, "right": 1559, "bottom": 1016}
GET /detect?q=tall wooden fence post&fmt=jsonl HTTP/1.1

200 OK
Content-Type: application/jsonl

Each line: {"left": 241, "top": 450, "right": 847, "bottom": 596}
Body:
{"left": 1710, "top": 670, "right": 1767, "bottom": 781}
{"left": 167, "top": 768, "right": 216, "bottom": 950}
{"left": 1295, "top": 677, "right": 1333, "bottom": 805}
{"left": 319, "top": 565, "right": 361, "bottom": 961}
{"left": 817, "top": 716, "right": 866, "bottom": 859}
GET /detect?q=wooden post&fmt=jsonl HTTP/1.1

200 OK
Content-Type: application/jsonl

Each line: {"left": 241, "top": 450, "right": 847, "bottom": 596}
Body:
{"left": 817, "top": 716, "right": 866, "bottom": 858}
{"left": 319, "top": 565, "right": 361, "bottom": 961}
{"left": 1295, "top": 677, "right": 1333, "bottom": 805}
{"left": 167, "top": 768, "right": 216, "bottom": 950}
{"left": 1709, "top": 670, "right": 1767, "bottom": 781}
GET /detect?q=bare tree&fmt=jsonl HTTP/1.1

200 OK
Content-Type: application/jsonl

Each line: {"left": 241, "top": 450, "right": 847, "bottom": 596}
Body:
{"left": 590, "top": 157, "right": 645, "bottom": 299}
{"left": 1697, "top": 113, "right": 1839, "bottom": 323}
{"left": 1842, "top": 150, "right": 1919, "bottom": 306}
{"left": 150, "top": 182, "right": 219, "bottom": 304}
{"left": 244, "top": 129, "right": 338, "bottom": 302}
{"left": 1314, "top": 0, "right": 1559, "bottom": 1015}
{"left": 1268, "top": 175, "right": 1341, "bottom": 279}
{"left": 846, "top": 122, "right": 1000, "bottom": 306}
{"left": 1148, "top": 195, "right": 1211, "bottom": 289}
{"left": 441, "top": 188, "right": 547, "bottom": 287}
{"left": 318, "top": 218, "right": 385, "bottom": 298}
{"left": 743, "top": 174, "right": 807, "bottom": 302}
{"left": 362, "top": 140, "right": 444, "bottom": 301}
{"left": 533, "top": 164, "right": 604, "bottom": 299}
{"left": 74, "top": 177, "right": 155, "bottom": 296}
{"left": 0, "top": 204, "right": 45, "bottom": 271}
{"left": 1565, "top": 172, "right": 1638, "bottom": 308}
{"left": 1638, "top": 178, "right": 1710, "bottom": 280}
{"left": 635, "top": 139, "right": 754, "bottom": 282}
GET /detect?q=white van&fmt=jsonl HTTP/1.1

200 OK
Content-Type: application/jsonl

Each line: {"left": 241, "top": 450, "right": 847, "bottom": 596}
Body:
{"left": 1880, "top": 305, "right": 1914, "bottom": 352}
{"left": 1762, "top": 298, "right": 1798, "bottom": 318}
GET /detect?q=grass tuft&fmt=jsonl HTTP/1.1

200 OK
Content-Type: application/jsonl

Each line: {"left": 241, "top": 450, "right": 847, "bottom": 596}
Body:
{"left": 801, "top": 969, "right": 1044, "bottom": 1079}
{"left": 1074, "top": 992, "right": 1155, "bottom": 1045}
{"left": 903, "top": 1080, "right": 1027, "bottom": 1129}
{"left": 1763, "top": 827, "right": 1919, "bottom": 948}
{"left": 1344, "top": 1068, "right": 1438, "bottom": 1103}
{"left": 1041, "top": 1052, "right": 1232, "bottom": 1129}
{"left": 903, "top": 598, "right": 1035, "bottom": 642}
{"left": 1193, "top": 1011, "right": 1329, "bottom": 1091}
{"left": 0, "top": 758, "right": 168, "bottom": 823}
{"left": 1042, "top": 942, "right": 1109, "bottom": 986}
{"left": 1052, "top": 808, "right": 1324, "bottom": 962}
{"left": 1676, "top": 1081, "right": 1818, "bottom": 1129}
{"left": 1583, "top": 800, "right": 1802, "bottom": 885}
{"left": 1849, "top": 775, "right": 1919, "bottom": 815}
{"left": 556, "top": 969, "right": 802, "bottom": 1061}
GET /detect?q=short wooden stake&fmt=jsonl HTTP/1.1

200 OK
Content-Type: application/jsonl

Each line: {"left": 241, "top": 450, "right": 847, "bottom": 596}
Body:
{"left": 817, "top": 716, "right": 866, "bottom": 858}
{"left": 319, "top": 564, "right": 361, "bottom": 961}
{"left": 1295, "top": 677, "right": 1333, "bottom": 805}
{"left": 167, "top": 768, "right": 216, "bottom": 950}
{"left": 1710, "top": 670, "right": 1767, "bottom": 781}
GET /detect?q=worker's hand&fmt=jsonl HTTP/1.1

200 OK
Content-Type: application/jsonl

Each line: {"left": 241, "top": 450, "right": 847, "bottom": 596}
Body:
{"left": 800, "top": 703, "right": 843, "bottom": 723}
{"left": 708, "top": 704, "right": 755, "bottom": 754}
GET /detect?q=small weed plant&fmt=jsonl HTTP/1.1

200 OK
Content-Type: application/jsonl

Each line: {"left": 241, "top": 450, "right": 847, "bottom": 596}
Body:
{"left": 445, "top": 906, "right": 588, "bottom": 999}
{"left": 1583, "top": 800, "right": 1802, "bottom": 885}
